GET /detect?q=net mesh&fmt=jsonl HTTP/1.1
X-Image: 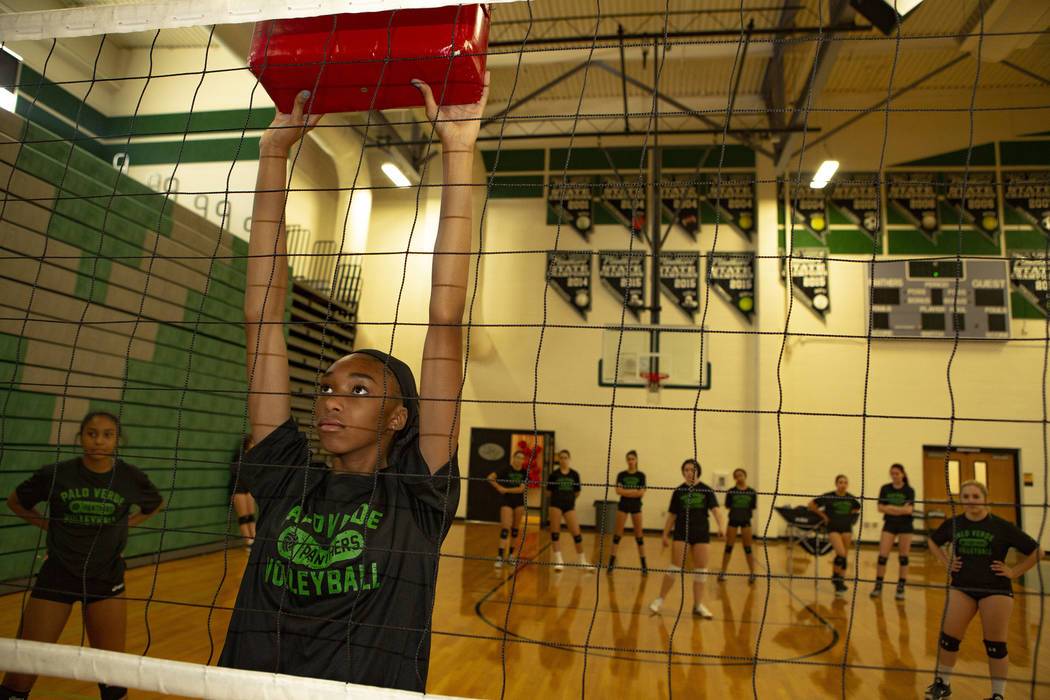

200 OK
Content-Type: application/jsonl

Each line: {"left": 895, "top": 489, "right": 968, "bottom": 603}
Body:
{"left": 0, "top": 1, "right": 1048, "bottom": 699}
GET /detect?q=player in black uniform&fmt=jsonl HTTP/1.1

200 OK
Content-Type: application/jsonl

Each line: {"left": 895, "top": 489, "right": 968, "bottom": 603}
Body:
{"left": 2, "top": 411, "right": 163, "bottom": 700}
{"left": 487, "top": 450, "right": 528, "bottom": 568}
{"left": 217, "top": 77, "right": 487, "bottom": 692}
{"left": 546, "top": 449, "right": 592, "bottom": 571}
{"left": 230, "top": 434, "right": 257, "bottom": 547}
{"left": 870, "top": 463, "right": 915, "bottom": 600}
{"left": 809, "top": 475, "right": 861, "bottom": 595}
{"left": 924, "top": 481, "right": 1040, "bottom": 700}
{"left": 717, "top": 468, "right": 757, "bottom": 584}
{"left": 648, "top": 459, "right": 724, "bottom": 618}
{"left": 607, "top": 450, "right": 648, "bottom": 574}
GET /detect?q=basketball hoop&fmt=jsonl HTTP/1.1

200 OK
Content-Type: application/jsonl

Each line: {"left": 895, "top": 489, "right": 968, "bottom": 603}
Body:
{"left": 640, "top": 371, "right": 669, "bottom": 405}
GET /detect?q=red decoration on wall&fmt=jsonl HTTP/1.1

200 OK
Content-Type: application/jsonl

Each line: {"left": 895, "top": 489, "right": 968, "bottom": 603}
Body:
{"left": 517, "top": 439, "right": 542, "bottom": 488}
{"left": 247, "top": 5, "right": 490, "bottom": 115}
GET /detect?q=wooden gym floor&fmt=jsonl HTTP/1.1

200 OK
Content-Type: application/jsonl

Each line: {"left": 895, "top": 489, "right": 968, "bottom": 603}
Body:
{"left": 1, "top": 522, "right": 1047, "bottom": 699}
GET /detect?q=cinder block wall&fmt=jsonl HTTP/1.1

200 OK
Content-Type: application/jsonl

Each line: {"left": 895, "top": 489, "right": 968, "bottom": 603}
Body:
{"left": 0, "top": 109, "right": 252, "bottom": 578}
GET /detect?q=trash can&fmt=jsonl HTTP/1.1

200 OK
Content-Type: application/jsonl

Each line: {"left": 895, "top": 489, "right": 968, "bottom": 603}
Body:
{"left": 594, "top": 500, "right": 618, "bottom": 535}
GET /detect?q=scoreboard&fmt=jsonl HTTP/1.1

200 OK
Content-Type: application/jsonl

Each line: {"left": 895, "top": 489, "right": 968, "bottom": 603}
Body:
{"left": 869, "top": 259, "right": 1011, "bottom": 339}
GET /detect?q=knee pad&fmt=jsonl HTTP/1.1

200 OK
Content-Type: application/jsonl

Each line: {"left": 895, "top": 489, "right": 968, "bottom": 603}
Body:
{"left": 550, "top": 532, "right": 560, "bottom": 541}
{"left": 669, "top": 564, "right": 683, "bottom": 573}
{"left": 983, "top": 640, "right": 1007, "bottom": 658}
{"left": 833, "top": 555, "right": 847, "bottom": 569}
{"left": 635, "top": 536, "right": 645, "bottom": 547}
{"left": 694, "top": 567, "right": 708, "bottom": 581}
{"left": 898, "top": 555, "right": 909, "bottom": 567}
{"left": 939, "top": 632, "right": 961, "bottom": 652}
{"left": 743, "top": 546, "right": 752, "bottom": 555}
{"left": 99, "top": 684, "right": 127, "bottom": 700}
{"left": 877, "top": 556, "right": 888, "bottom": 566}
{"left": 724, "top": 545, "right": 734, "bottom": 555}
{"left": 612, "top": 535, "right": 622, "bottom": 544}
{"left": 511, "top": 528, "right": 519, "bottom": 539}
{"left": 573, "top": 534, "right": 583, "bottom": 544}
{"left": 499, "top": 528, "right": 509, "bottom": 539}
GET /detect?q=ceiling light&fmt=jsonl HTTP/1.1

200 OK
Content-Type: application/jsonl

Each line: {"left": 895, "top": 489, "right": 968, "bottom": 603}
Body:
{"left": 381, "top": 162, "right": 411, "bottom": 188}
{"left": 849, "top": 0, "right": 927, "bottom": 35}
{"left": 809, "top": 160, "right": 839, "bottom": 189}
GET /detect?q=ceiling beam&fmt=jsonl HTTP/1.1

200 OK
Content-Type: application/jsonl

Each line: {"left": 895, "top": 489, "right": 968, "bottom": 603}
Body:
{"left": 592, "top": 60, "right": 774, "bottom": 158}
{"left": 759, "top": 0, "right": 800, "bottom": 132}
{"left": 773, "top": 0, "right": 856, "bottom": 173}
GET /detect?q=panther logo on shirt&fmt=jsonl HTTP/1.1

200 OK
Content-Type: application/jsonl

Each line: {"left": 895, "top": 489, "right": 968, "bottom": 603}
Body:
{"left": 264, "top": 503, "right": 385, "bottom": 596}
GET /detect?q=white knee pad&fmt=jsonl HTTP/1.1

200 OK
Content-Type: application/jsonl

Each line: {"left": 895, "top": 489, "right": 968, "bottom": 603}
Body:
{"left": 694, "top": 567, "right": 708, "bottom": 581}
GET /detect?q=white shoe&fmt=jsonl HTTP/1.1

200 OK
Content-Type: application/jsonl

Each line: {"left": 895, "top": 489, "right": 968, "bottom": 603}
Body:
{"left": 493, "top": 558, "right": 503, "bottom": 569}
{"left": 553, "top": 552, "right": 564, "bottom": 572}
{"left": 648, "top": 597, "right": 663, "bottom": 614}
{"left": 694, "top": 603, "right": 713, "bottom": 619}
{"left": 578, "top": 555, "right": 594, "bottom": 571}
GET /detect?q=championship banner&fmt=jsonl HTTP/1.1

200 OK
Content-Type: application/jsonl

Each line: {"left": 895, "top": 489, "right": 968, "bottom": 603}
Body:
{"left": 1009, "top": 252, "right": 1050, "bottom": 317}
{"left": 705, "top": 173, "right": 756, "bottom": 240}
{"left": 785, "top": 181, "right": 830, "bottom": 242}
{"left": 599, "top": 177, "right": 647, "bottom": 237}
{"left": 547, "top": 175, "right": 594, "bottom": 240}
{"left": 1002, "top": 170, "right": 1050, "bottom": 234}
{"left": 546, "top": 251, "right": 592, "bottom": 319}
{"left": 707, "top": 252, "right": 755, "bottom": 322}
{"left": 829, "top": 173, "right": 880, "bottom": 239}
{"left": 658, "top": 252, "right": 700, "bottom": 319}
{"left": 944, "top": 171, "right": 999, "bottom": 241}
{"left": 598, "top": 250, "right": 647, "bottom": 319}
{"left": 660, "top": 174, "right": 701, "bottom": 238}
{"left": 782, "top": 248, "right": 830, "bottom": 319}
{"left": 887, "top": 172, "right": 941, "bottom": 241}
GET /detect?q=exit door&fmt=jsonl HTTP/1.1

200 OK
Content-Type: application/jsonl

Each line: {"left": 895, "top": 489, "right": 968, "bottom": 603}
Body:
{"left": 922, "top": 446, "right": 1020, "bottom": 532}
{"left": 466, "top": 428, "right": 555, "bottom": 522}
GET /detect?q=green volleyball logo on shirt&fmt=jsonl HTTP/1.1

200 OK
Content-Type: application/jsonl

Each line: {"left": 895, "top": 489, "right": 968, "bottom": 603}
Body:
{"left": 730, "top": 493, "right": 751, "bottom": 509}
{"left": 265, "top": 502, "right": 385, "bottom": 596}
{"left": 680, "top": 492, "right": 708, "bottom": 509}
{"left": 622, "top": 476, "right": 640, "bottom": 488}
{"left": 831, "top": 499, "right": 853, "bottom": 514}
{"left": 59, "top": 487, "right": 126, "bottom": 525}
{"left": 956, "top": 529, "right": 994, "bottom": 556}
{"left": 553, "top": 476, "right": 575, "bottom": 491}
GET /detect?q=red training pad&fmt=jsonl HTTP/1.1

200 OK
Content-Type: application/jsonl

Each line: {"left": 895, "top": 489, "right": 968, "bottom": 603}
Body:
{"left": 248, "top": 4, "right": 490, "bottom": 115}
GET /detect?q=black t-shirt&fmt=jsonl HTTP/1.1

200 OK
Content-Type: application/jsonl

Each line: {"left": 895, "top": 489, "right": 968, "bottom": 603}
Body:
{"left": 546, "top": 468, "right": 581, "bottom": 510}
{"left": 616, "top": 470, "right": 646, "bottom": 508}
{"left": 668, "top": 481, "right": 719, "bottom": 539}
{"left": 878, "top": 483, "right": 915, "bottom": 526}
{"left": 15, "top": 458, "right": 162, "bottom": 583}
{"left": 724, "top": 487, "right": 757, "bottom": 523}
{"left": 218, "top": 418, "right": 460, "bottom": 692}
{"left": 814, "top": 491, "right": 861, "bottom": 531}
{"left": 930, "top": 514, "right": 1038, "bottom": 594}
{"left": 494, "top": 465, "right": 528, "bottom": 504}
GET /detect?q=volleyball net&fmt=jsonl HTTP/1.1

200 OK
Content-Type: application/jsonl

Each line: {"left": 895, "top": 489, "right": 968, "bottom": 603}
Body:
{"left": 0, "top": 0, "right": 1048, "bottom": 698}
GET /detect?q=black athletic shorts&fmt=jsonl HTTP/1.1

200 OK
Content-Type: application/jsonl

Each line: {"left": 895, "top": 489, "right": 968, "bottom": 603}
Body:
{"left": 501, "top": 493, "right": 526, "bottom": 509}
{"left": 31, "top": 559, "right": 125, "bottom": 606}
{"left": 827, "top": 524, "right": 853, "bottom": 534}
{"left": 617, "top": 500, "right": 641, "bottom": 514}
{"left": 882, "top": 519, "right": 914, "bottom": 535}
{"left": 955, "top": 585, "right": 1012, "bottom": 601}
{"left": 728, "top": 518, "right": 752, "bottom": 529}
{"left": 674, "top": 529, "right": 710, "bottom": 545}
{"left": 549, "top": 501, "right": 575, "bottom": 514}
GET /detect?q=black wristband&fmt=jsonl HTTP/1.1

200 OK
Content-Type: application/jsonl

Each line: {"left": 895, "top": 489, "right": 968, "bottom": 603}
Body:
{"left": 238, "top": 514, "right": 255, "bottom": 525}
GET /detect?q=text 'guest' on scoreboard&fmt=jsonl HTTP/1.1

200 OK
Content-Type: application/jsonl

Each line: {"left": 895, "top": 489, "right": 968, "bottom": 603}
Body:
{"left": 869, "top": 259, "right": 1011, "bottom": 339}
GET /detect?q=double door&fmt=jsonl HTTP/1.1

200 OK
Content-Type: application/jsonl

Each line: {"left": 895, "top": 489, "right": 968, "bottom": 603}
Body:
{"left": 922, "top": 447, "right": 1020, "bottom": 531}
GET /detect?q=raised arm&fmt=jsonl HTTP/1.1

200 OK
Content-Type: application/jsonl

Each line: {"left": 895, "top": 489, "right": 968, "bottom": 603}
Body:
{"left": 244, "top": 92, "right": 321, "bottom": 444}
{"left": 414, "top": 74, "right": 490, "bottom": 473}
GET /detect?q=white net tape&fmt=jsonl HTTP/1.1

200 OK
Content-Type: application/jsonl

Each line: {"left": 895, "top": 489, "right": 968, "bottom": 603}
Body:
{"left": 0, "top": 639, "right": 476, "bottom": 700}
